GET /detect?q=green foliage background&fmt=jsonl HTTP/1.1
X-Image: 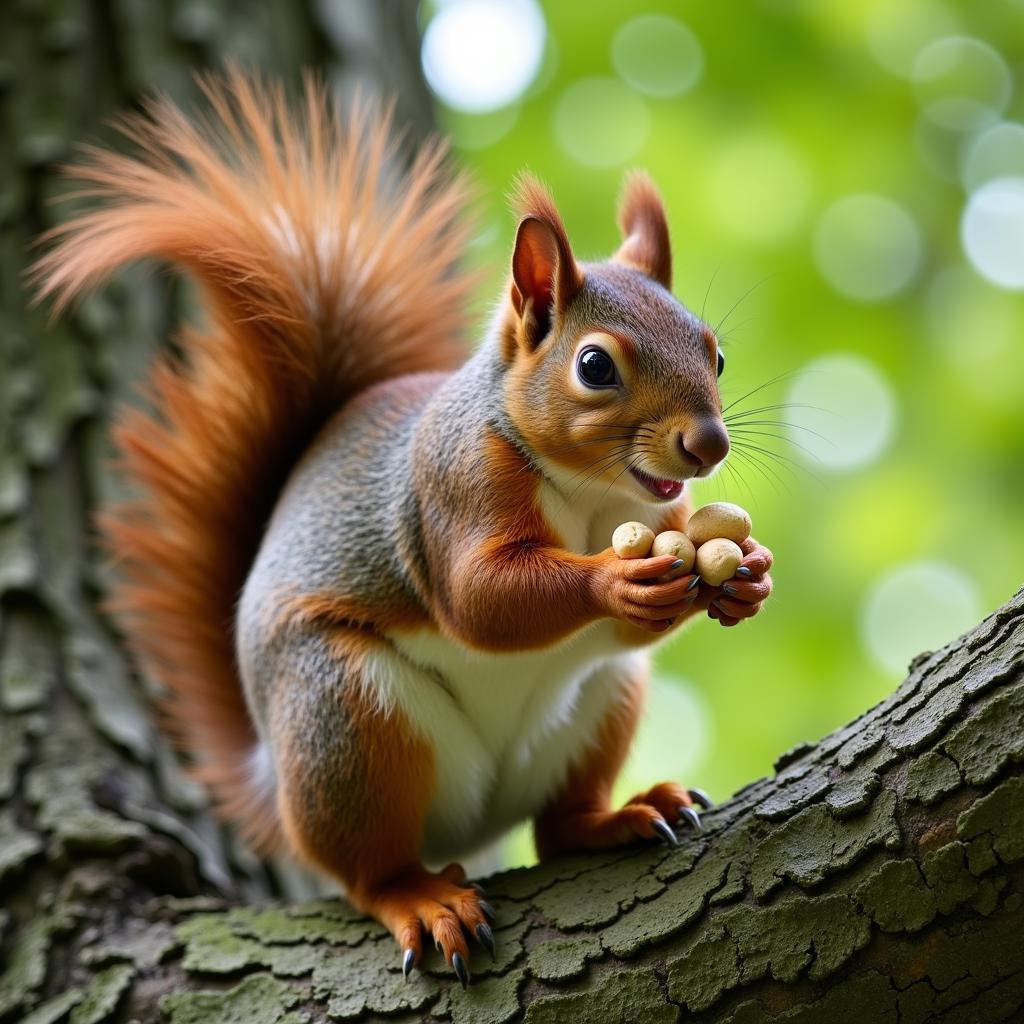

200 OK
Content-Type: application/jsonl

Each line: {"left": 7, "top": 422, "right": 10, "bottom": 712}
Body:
{"left": 423, "top": 0, "right": 1024, "bottom": 864}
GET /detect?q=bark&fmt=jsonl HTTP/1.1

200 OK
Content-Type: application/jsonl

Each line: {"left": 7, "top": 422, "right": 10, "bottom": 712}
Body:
{"left": 4, "top": 3, "right": 1024, "bottom": 1023}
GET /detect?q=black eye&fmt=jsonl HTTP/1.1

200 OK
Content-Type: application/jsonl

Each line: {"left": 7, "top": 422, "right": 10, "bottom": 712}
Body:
{"left": 577, "top": 347, "right": 618, "bottom": 388}
{"left": 717, "top": 348, "right": 725, "bottom": 378}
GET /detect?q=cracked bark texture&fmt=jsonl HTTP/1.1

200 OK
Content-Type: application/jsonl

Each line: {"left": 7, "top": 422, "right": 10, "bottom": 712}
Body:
{"left": 4, "top": 3, "right": 1024, "bottom": 1023}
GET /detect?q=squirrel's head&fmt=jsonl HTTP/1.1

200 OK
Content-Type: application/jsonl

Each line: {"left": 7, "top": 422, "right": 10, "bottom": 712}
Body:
{"left": 500, "top": 173, "right": 728, "bottom": 505}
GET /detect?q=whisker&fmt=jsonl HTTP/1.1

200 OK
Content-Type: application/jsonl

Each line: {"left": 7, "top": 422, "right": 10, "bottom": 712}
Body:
{"left": 700, "top": 265, "right": 720, "bottom": 324}
{"left": 710, "top": 456, "right": 756, "bottom": 509}
{"left": 595, "top": 454, "right": 643, "bottom": 508}
{"left": 730, "top": 440, "right": 821, "bottom": 486}
{"left": 573, "top": 418, "right": 658, "bottom": 435}
{"left": 726, "top": 427, "right": 823, "bottom": 463}
{"left": 564, "top": 441, "right": 663, "bottom": 503}
{"left": 533, "top": 433, "right": 646, "bottom": 460}
{"left": 730, "top": 439, "right": 806, "bottom": 471}
{"left": 712, "top": 274, "right": 777, "bottom": 338}
{"left": 728, "top": 447, "right": 785, "bottom": 496}
{"left": 729, "top": 447, "right": 792, "bottom": 497}
{"left": 562, "top": 446, "right": 648, "bottom": 498}
{"left": 716, "top": 314, "right": 760, "bottom": 344}
{"left": 728, "top": 457, "right": 765, "bottom": 512}
{"left": 724, "top": 417, "right": 834, "bottom": 446}
{"left": 724, "top": 402, "right": 830, "bottom": 421}
{"left": 719, "top": 370, "right": 803, "bottom": 416}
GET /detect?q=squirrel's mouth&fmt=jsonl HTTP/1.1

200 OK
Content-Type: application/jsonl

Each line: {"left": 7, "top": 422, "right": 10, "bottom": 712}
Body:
{"left": 630, "top": 467, "right": 684, "bottom": 500}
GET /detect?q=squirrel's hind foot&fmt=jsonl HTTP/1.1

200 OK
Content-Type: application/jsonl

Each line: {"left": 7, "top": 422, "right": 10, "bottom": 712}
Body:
{"left": 536, "top": 781, "right": 710, "bottom": 856}
{"left": 362, "top": 862, "right": 494, "bottom": 988}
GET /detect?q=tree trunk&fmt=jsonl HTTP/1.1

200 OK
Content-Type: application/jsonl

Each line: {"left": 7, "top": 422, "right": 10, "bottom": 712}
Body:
{"left": 4, "top": 4, "right": 1024, "bottom": 1023}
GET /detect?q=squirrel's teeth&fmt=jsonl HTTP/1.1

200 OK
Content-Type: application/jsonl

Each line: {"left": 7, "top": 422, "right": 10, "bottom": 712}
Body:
{"left": 630, "top": 466, "right": 684, "bottom": 499}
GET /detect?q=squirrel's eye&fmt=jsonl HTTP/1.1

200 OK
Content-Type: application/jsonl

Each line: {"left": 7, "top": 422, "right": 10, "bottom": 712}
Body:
{"left": 577, "top": 347, "right": 618, "bottom": 388}
{"left": 716, "top": 348, "right": 725, "bottom": 378}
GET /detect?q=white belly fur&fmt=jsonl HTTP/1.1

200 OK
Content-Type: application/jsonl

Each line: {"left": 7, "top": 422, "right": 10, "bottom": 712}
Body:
{"left": 377, "top": 623, "right": 646, "bottom": 864}
{"left": 373, "top": 468, "right": 682, "bottom": 864}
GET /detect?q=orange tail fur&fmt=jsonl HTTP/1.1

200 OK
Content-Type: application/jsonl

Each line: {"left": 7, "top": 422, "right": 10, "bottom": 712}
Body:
{"left": 30, "top": 68, "right": 473, "bottom": 851}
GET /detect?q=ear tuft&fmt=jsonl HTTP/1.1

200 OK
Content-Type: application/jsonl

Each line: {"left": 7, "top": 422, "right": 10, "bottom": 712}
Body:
{"left": 614, "top": 171, "right": 672, "bottom": 289}
{"left": 508, "top": 174, "right": 582, "bottom": 347}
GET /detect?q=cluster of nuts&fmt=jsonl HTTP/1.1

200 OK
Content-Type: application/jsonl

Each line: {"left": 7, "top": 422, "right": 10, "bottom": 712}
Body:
{"left": 611, "top": 502, "right": 752, "bottom": 586}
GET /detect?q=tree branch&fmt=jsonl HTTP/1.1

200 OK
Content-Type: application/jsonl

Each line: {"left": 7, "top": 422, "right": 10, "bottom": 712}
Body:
{"left": 4, "top": 582, "right": 1023, "bottom": 1021}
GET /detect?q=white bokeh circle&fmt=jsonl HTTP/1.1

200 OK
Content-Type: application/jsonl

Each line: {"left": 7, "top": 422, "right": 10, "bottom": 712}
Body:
{"left": 421, "top": 0, "right": 546, "bottom": 113}
{"left": 961, "top": 178, "right": 1024, "bottom": 290}
{"left": 813, "top": 195, "right": 923, "bottom": 302}
{"left": 611, "top": 15, "right": 703, "bottom": 98}
{"left": 912, "top": 36, "right": 1011, "bottom": 131}
{"left": 553, "top": 77, "right": 650, "bottom": 168}
{"left": 783, "top": 354, "right": 898, "bottom": 472}
{"left": 861, "top": 562, "right": 981, "bottom": 675}
{"left": 863, "top": 1, "right": 961, "bottom": 79}
{"left": 962, "top": 122, "right": 1024, "bottom": 191}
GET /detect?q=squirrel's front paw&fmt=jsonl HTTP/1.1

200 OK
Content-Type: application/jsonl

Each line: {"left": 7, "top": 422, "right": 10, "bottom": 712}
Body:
{"left": 595, "top": 549, "right": 701, "bottom": 633}
{"left": 705, "top": 536, "right": 774, "bottom": 627}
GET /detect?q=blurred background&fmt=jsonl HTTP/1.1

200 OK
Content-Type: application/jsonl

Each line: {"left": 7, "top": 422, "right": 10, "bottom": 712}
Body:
{"left": 3, "top": 0, "right": 1022, "bottom": 876}
{"left": 414, "top": 0, "right": 1024, "bottom": 865}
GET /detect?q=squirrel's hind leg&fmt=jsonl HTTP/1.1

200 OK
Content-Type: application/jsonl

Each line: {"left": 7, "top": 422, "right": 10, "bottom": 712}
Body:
{"left": 267, "top": 627, "right": 492, "bottom": 984}
{"left": 533, "top": 662, "right": 704, "bottom": 858}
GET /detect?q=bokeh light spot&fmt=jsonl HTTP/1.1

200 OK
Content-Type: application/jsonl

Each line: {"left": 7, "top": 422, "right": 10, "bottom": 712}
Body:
{"left": 444, "top": 104, "right": 520, "bottom": 150}
{"left": 553, "top": 77, "right": 650, "bottom": 168}
{"left": 618, "top": 673, "right": 711, "bottom": 802}
{"left": 861, "top": 562, "right": 981, "bottom": 676}
{"left": 421, "top": 0, "right": 545, "bottom": 113}
{"left": 706, "top": 136, "right": 812, "bottom": 245}
{"left": 913, "top": 36, "right": 1011, "bottom": 131}
{"left": 611, "top": 15, "right": 703, "bottom": 98}
{"left": 962, "top": 122, "right": 1024, "bottom": 191}
{"left": 784, "top": 354, "right": 897, "bottom": 471}
{"left": 864, "top": 0, "right": 961, "bottom": 79}
{"left": 813, "top": 195, "right": 923, "bottom": 302}
{"left": 961, "top": 178, "right": 1024, "bottom": 290}
{"left": 926, "top": 265, "right": 1017, "bottom": 365}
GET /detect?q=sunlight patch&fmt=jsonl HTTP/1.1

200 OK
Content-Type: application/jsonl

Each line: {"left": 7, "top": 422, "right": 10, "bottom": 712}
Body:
{"left": 783, "top": 354, "right": 897, "bottom": 472}
{"left": 421, "top": 0, "right": 546, "bottom": 113}
{"left": 861, "top": 562, "right": 981, "bottom": 676}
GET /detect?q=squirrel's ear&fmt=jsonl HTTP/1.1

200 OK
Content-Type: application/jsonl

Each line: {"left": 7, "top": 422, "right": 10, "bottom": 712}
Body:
{"left": 510, "top": 176, "right": 582, "bottom": 348}
{"left": 613, "top": 171, "right": 672, "bottom": 290}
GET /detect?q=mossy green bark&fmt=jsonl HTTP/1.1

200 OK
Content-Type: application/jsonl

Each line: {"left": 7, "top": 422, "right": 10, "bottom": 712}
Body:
{"left": 4, "top": 588, "right": 1021, "bottom": 1023}
{"left": 3, "top": 1, "right": 1024, "bottom": 1022}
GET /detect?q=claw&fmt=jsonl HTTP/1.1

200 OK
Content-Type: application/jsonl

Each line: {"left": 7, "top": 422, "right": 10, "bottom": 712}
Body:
{"left": 687, "top": 787, "right": 714, "bottom": 810}
{"left": 679, "top": 805, "right": 703, "bottom": 832}
{"left": 475, "top": 922, "right": 496, "bottom": 958}
{"left": 452, "top": 950, "right": 471, "bottom": 989}
{"left": 402, "top": 948, "right": 415, "bottom": 981}
{"left": 651, "top": 817, "right": 679, "bottom": 846}
{"left": 479, "top": 899, "right": 496, "bottom": 922}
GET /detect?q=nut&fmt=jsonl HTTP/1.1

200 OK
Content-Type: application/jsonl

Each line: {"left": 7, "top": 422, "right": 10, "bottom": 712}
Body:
{"left": 686, "top": 502, "right": 752, "bottom": 547}
{"left": 611, "top": 521, "right": 655, "bottom": 559}
{"left": 651, "top": 530, "right": 696, "bottom": 572}
{"left": 695, "top": 538, "right": 743, "bottom": 586}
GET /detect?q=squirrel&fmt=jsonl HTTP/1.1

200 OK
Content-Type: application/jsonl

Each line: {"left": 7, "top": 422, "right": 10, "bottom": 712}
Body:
{"left": 32, "top": 69, "right": 774, "bottom": 985}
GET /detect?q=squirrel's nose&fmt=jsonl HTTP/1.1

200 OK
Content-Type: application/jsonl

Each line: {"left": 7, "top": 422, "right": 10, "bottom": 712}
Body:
{"left": 677, "top": 416, "right": 729, "bottom": 469}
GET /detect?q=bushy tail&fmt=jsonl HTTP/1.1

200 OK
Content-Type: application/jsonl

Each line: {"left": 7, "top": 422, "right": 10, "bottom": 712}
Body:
{"left": 31, "top": 68, "right": 473, "bottom": 851}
